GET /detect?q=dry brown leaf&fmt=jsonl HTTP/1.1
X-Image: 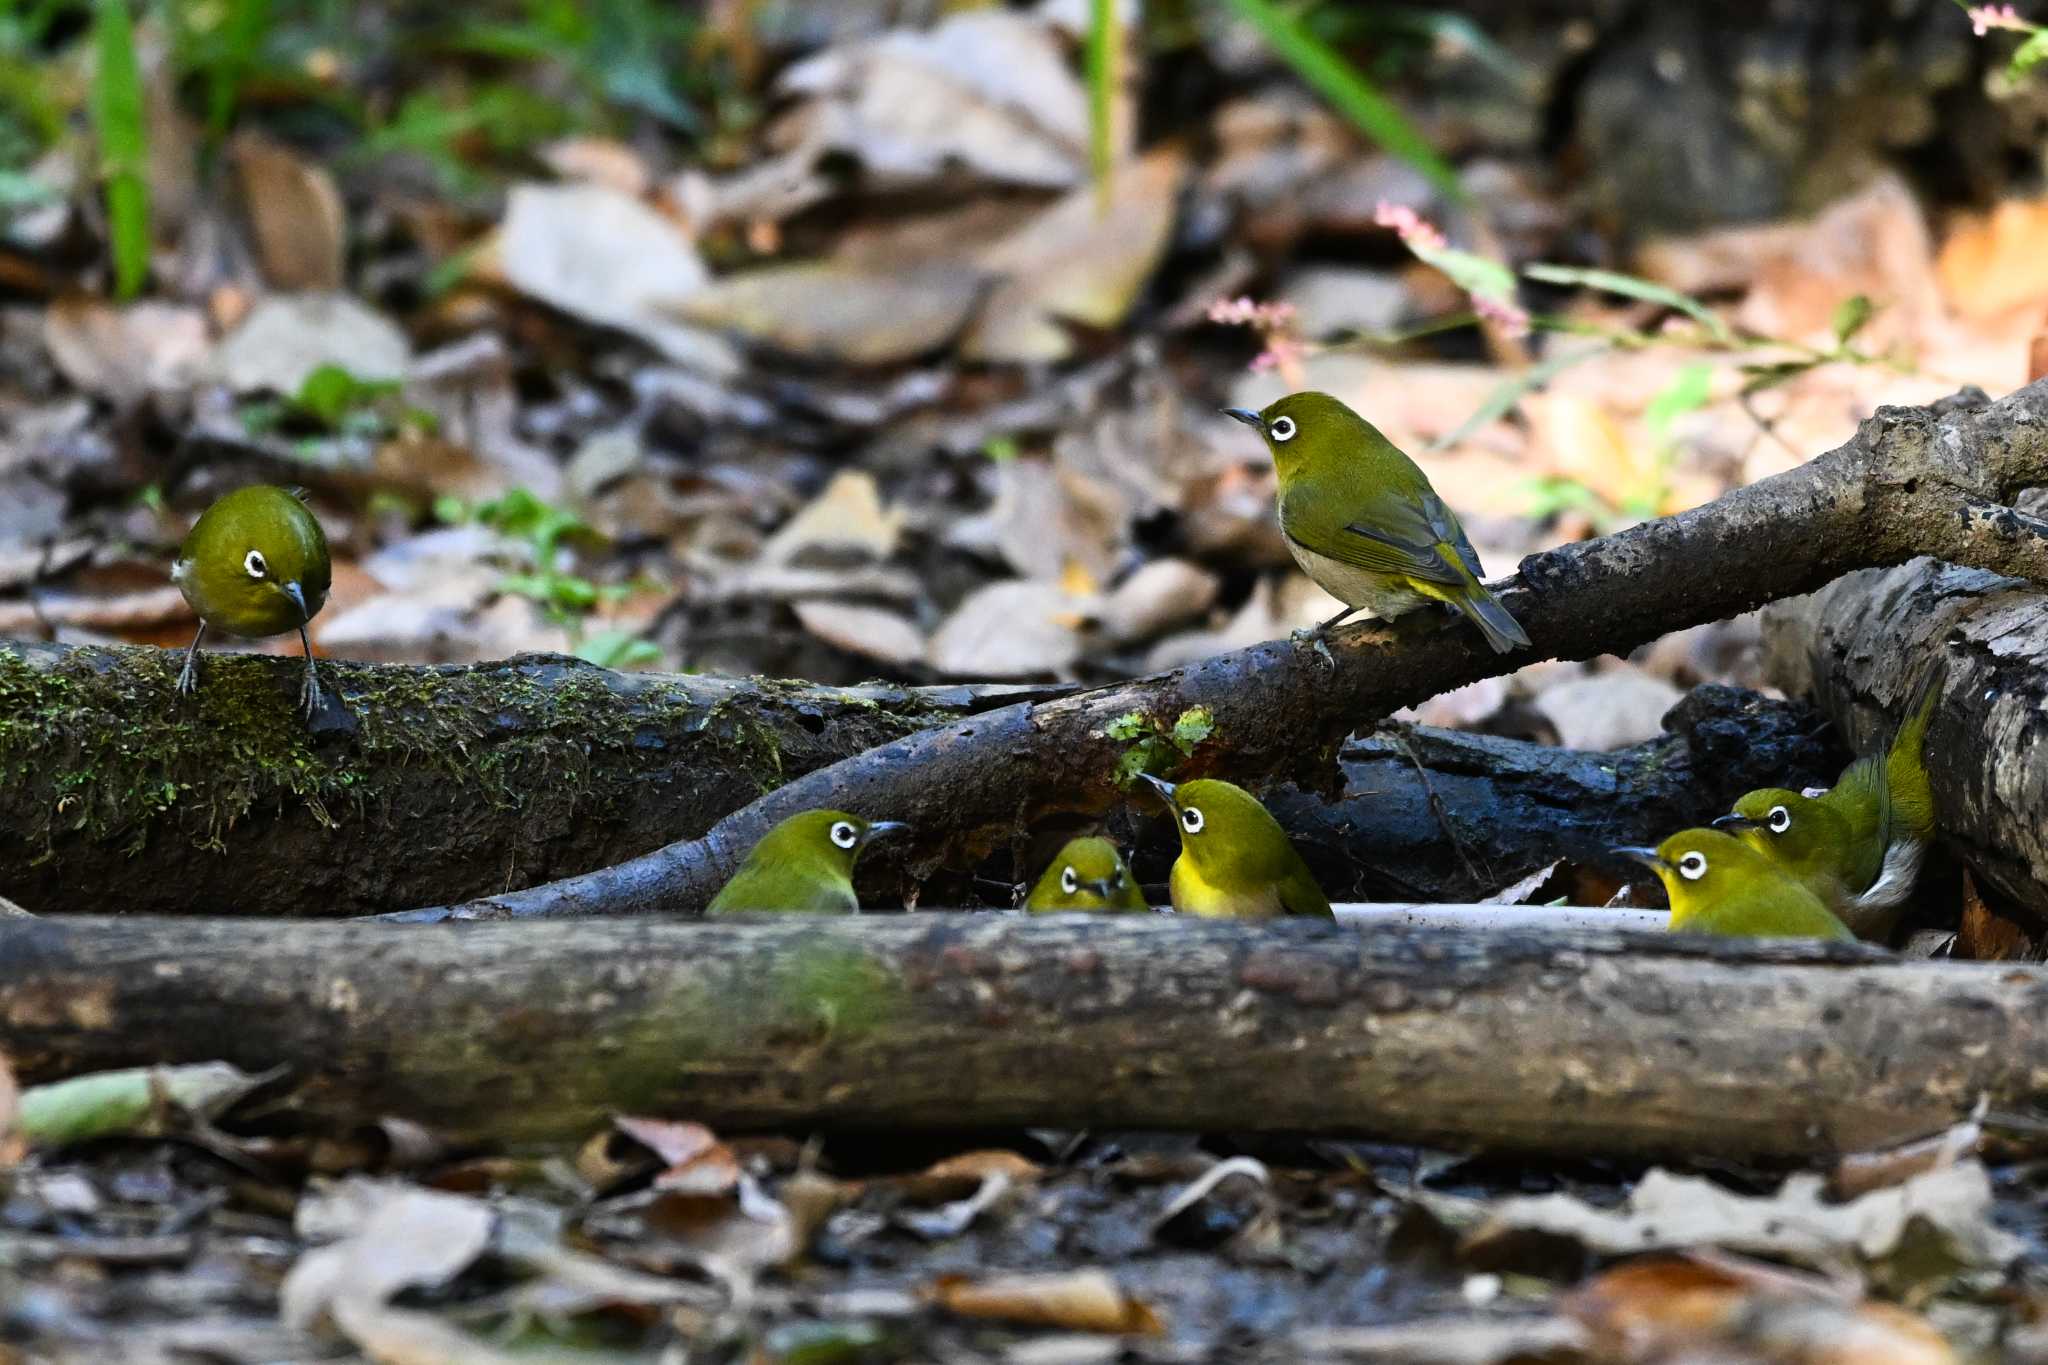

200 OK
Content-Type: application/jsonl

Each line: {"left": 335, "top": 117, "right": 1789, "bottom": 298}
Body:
{"left": 538, "top": 136, "right": 651, "bottom": 197}
{"left": 280, "top": 1182, "right": 494, "bottom": 1331}
{"left": 213, "top": 292, "right": 410, "bottom": 395}
{"left": 42, "top": 298, "right": 210, "bottom": 404}
{"left": 486, "top": 183, "right": 736, "bottom": 375}
{"left": 674, "top": 260, "right": 988, "bottom": 365}
{"left": 1564, "top": 1256, "right": 1954, "bottom": 1365}
{"left": 0, "top": 584, "right": 190, "bottom": 637}
{"left": 1096, "top": 558, "right": 1220, "bottom": 643}
{"left": 230, "top": 131, "right": 346, "bottom": 291}
{"left": 0, "top": 1049, "right": 21, "bottom": 1168}
{"left": 1525, "top": 392, "right": 1651, "bottom": 511}
{"left": 330, "top": 1298, "right": 523, "bottom": 1365}
{"left": 962, "top": 148, "right": 1186, "bottom": 363}
{"left": 792, "top": 600, "right": 926, "bottom": 668}
{"left": 925, "top": 1269, "right": 1163, "bottom": 1335}
{"left": 1956, "top": 868, "right": 2036, "bottom": 962}
{"left": 1832, "top": 1109, "right": 1985, "bottom": 1201}
{"left": 612, "top": 1115, "right": 742, "bottom": 1197}
{"left": 1531, "top": 669, "right": 1684, "bottom": 751}
{"left": 761, "top": 471, "right": 902, "bottom": 565}
{"left": 927, "top": 580, "right": 1085, "bottom": 678}
{"left": 1938, "top": 196, "right": 2048, "bottom": 321}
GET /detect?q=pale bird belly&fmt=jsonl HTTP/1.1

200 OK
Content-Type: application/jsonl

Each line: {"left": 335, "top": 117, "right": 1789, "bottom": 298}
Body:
{"left": 1286, "top": 540, "right": 1429, "bottom": 619}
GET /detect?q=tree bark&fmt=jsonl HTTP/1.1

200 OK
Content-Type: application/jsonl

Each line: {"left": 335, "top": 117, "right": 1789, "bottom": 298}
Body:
{"left": 1760, "top": 557, "right": 2048, "bottom": 916}
{"left": 3, "top": 915, "right": 2035, "bottom": 1160}
{"left": 0, "top": 633, "right": 1838, "bottom": 914}
{"left": 0, "top": 642, "right": 1059, "bottom": 917}
{"left": 412, "top": 383, "right": 2048, "bottom": 921}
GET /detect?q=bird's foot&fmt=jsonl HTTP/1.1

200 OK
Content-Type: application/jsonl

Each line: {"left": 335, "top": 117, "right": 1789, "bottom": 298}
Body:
{"left": 1288, "top": 626, "right": 1336, "bottom": 669}
{"left": 176, "top": 655, "right": 199, "bottom": 697}
{"left": 299, "top": 667, "right": 324, "bottom": 720}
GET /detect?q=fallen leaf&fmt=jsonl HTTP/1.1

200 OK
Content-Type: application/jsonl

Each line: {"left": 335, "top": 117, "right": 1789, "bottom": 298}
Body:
{"left": 1955, "top": 869, "right": 2035, "bottom": 961}
{"left": 1832, "top": 1108, "right": 1985, "bottom": 1201}
{"left": 761, "top": 471, "right": 902, "bottom": 566}
{"left": 488, "top": 182, "right": 736, "bottom": 375}
{"left": 280, "top": 1181, "right": 494, "bottom": 1331}
{"left": 1564, "top": 1256, "right": 1955, "bottom": 1365}
{"left": 1096, "top": 559, "right": 1221, "bottom": 643}
{"left": 586, "top": 1172, "right": 797, "bottom": 1293}
{"left": 895, "top": 1171, "right": 1015, "bottom": 1241}
{"left": 0, "top": 1050, "right": 20, "bottom": 1167}
{"left": 612, "top": 1115, "right": 742, "bottom": 1197}
{"left": 927, "top": 580, "right": 1085, "bottom": 678}
{"left": 1151, "top": 1155, "right": 1277, "bottom": 1254}
{"left": 1525, "top": 391, "right": 1653, "bottom": 511}
{"left": 774, "top": 8, "right": 1089, "bottom": 190}
{"left": 1938, "top": 195, "right": 2048, "bottom": 321}
{"left": 674, "top": 259, "right": 988, "bottom": 365}
{"left": 1291, "top": 1317, "right": 1587, "bottom": 1364}
{"left": 925, "top": 1270, "right": 1163, "bottom": 1335}
{"left": 330, "top": 1298, "right": 523, "bottom": 1365}
{"left": 1459, "top": 1161, "right": 2021, "bottom": 1291}
{"left": 1531, "top": 669, "right": 1684, "bottom": 751}
{"left": 230, "top": 131, "right": 346, "bottom": 291}
{"left": 214, "top": 292, "right": 411, "bottom": 395}
{"left": 793, "top": 601, "right": 926, "bottom": 668}
{"left": 538, "top": 136, "right": 651, "bottom": 197}
{"left": 16, "top": 1062, "right": 271, "bottom": 1149}
{"left": 42, "top": 298, "right": 210, "bottom": 404}
{"left": 961, "top": 148, "right": 1186, "bottom": 363}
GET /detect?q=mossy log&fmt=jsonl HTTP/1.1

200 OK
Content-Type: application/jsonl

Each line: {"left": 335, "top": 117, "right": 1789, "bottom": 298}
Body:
{"left": 416, "top": 384, "right": 2048, "bottom": 921}
{"left": 0, "top": 634, "right": 1835, "bottom": 915}
{"left": 1762, "top": 559, "right": 2048, "bottom": 916}
{"left": 4, "top": 914, "right": 2037, "bottom": 1159}
{"left": 0, "top": 643, "right": 1055, "bottom": 917}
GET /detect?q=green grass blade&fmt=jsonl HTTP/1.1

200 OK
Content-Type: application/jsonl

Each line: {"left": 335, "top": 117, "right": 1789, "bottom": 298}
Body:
{"left": 1522, "top": 263, "right": 1731, "bottom": 344}
{"left": 1086, "top": 0, "right": 1116, "bottom": 209}
{"left": 1221, "top": 0, "right": 1461, "bottom": 200}
{"left": 1425, "top": 342, "right": 1609, "bottom": 452}
{"left": 89, "top": 0, "right": 149, "bottom": 299}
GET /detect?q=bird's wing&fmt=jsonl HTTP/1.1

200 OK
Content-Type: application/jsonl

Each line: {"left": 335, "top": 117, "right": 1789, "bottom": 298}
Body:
{"left": 1277, "top": 859, "right": 1335, "bottom": 919}
{"left": 1280, "top": 481, "right": 1471, "bottom": 587}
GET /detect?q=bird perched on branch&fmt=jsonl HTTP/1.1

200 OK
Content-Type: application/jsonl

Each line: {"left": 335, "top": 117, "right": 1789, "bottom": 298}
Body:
{"left": 1141, "top": 774, "right": 1332, "bottom": 919}
{"left": 1712, "top": 669, "right": 1942, "bottom": 940}
{"left": 707, "top": 810, "right": 906, "bottom": 914}
{"left": 1026, "top": 837, "right": 1148, "bottom": 912}
{"left": 1224, "top": 391, "right": 1529, "bottom": 654}
{"left": 1614, "top": 829, "right": 1853, "bottom": 940}
{"left": 171, "top": 485, "right": 332, "bottom": 717}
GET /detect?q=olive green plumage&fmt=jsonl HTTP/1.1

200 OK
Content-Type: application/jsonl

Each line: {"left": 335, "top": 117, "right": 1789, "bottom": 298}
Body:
{"left": 1025, "top": 837, "right": 1148, "bottom": 913}
{"left": 171, "top": 485, "right": 332, "bottom": 716}
{"left": 1225, "top": 392, "right": 1529, "bottom": 654}
{"left": 706, "top": 810, "right": 906, "bottom": 914}
{"left": 1713, "top": 668, "right": 1942, "bottom": 940}
{"left": 1141, "top": 774, "right": 1332, "bottom": 919}
{"left": 1615, "top": 828, "right": 1853, "bottom": 941}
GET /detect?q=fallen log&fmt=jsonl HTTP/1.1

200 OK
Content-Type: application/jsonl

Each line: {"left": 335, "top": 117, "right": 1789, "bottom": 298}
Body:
{"left": 1, "top": 915, "right": 2030, "bottom": 1160}
{"left": 0, "top": 643, "right": 1059, "bottom": 917}
{"left": 414, "top": 384, "right": 2048, "bottom": 920}
{"left": 0, "top": 630, "right": 1837, "bottom": 913}
{"left": 1761, "top": 558, "right": 2048, "bottom": 916}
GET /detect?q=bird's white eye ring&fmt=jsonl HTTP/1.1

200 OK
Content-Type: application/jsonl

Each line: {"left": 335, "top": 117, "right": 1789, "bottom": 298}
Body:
{"left": 1768, "top": 805, "right": 1791, "bottom": 834}
{"left": 1678, "top": 851, "right": 1707, "bottom": 880}
{"left": 1269, "top": 415, "right": 1297, "bottom": 442}
{"left": 1060, "top": 867, "right": 1078, "bottom": 895}
{"left": 830, "top": 821, "right": 859, "bottom": 849}
{"left": 244, "top": 550, "right": 268, "bottom": 579}
{"left": 1181, "top": 806, "right": 1205, "bottom": 834}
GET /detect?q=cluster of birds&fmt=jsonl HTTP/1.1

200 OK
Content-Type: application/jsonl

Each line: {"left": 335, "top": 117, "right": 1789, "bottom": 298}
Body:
{"left": 170, "top": 392, "right": 1940, "bottom": 938}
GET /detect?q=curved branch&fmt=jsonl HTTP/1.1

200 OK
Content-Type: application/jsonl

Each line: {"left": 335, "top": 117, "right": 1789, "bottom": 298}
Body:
{"left": 400, "top": 381, "right": 2048, "bottom": 921}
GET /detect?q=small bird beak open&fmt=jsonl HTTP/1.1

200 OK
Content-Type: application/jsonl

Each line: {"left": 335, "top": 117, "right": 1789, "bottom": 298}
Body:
{"left": 1087, "top": 879, "right": 1119, "bottom": 900}
{"left": 865, "top": 820, "right": 909, "bottom": 842}
{"left": 283, "top": 580, "right": 309, "bottom": 622}
{"left": 1710, "top": 814, "right": 1764, "bottom": 832}
{"left": 1137, "top": 772, "right": 1178, "bottom": 809}
{"left": 1610, "top": 845, "right": 1669, "bottom": 874}
{"left": 1222, "top": 407, "right": 1264, "bottom": 430}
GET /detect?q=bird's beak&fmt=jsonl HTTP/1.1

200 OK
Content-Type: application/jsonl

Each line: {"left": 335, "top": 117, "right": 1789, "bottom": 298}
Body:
{"left": 1610, "top": 845, "right": 1669, "bottom": 874}
{"left": 864, "top": 820, "right": 909, "bottom": 843}
{"left": 1138, "top": 772, "right": 1178, "bottom": 809}
{"left": 283, "top": 580, "right": 309, "bottom": 623}
{"left": 1222, "top": 407, "right": 1264, "bottom": 430}
{"left": 1087, "top": 879, "right": 1119, "bottom": 900}
{"left": 1711, "top": 814, "right": 1764, "bottom": 833}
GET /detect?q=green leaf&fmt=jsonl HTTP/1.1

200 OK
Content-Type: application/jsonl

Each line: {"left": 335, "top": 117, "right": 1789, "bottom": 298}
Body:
{"left": 1220, "top": 0, "right": 1462, "bottom": 200}
{"left": 1830, "top": 293, "right": 1874, "bottom": 348}
{"left": 1113, "top": 745, "right": 1153, "bottom": 786}
{"left": 1105, "top": 711, "right": 1148, "bottom": 743}
{"left": 1644, "top": 361, "right": 1713, "bottom": 442}
{"left": 2012, "top": 28, "right": 2048, "bottom": 77}
{"left": 1738, "top": 358, "right": 1818, "bottom": 397}
{"left": 1170, "top": 705, "right": 1215, "bottom": 754}
{"left": 1522, "top": 264, "right": 1732, "bottom": 344}
{"left": 575, "top": 629, "right": 662, "bottom": 670}
{"left": 1426, "top": 343, "right": 1610, "bottom": 452}
{"left": 293, "top": 363, "right": 399, "bottom": 429}
{"left": 89, "top": 0, "right": 150, "bottom": 299}
{"left": 1086, "top": 0, "right": 1117, "bottom": 208}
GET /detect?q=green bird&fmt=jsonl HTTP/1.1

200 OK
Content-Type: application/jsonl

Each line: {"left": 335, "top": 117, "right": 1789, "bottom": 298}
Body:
{"left": 1224, "top": 392, "right": 1530, "bottom": 654}
{"left": 1614, "top": 828, "right": 1854, "bottom": 941}
{"left": 1025, "top": 837, "right": 1149, "bottom": 913}
{"left": 171, "top": 485, "right": 332, "bottom": 716}
{"left": 1711, "top": 670, "right": 1941, "bottom": 940}
{"left": 706, "top": 810, "right": 907, "bottom": 914}
{"left": 1140, "top": 774, "right": 1332, "bottom": 919}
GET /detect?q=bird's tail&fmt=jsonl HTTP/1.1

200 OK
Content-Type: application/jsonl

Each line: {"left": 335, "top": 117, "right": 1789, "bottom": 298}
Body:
{"left": 1453, "top": 582, "right": 1531, "bottom": 655}
{"left": 1884, "top": 660, "right": 1944, "bottom": 842}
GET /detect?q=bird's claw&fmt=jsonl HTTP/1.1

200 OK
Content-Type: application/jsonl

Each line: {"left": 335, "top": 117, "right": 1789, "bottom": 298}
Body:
{"left": 176, "top": 657, "right": 198, "bottom": 697}
{"left": 1288, "top": 627, "right": 1336, "bottom": 669}
{"left": 299, "top": 668, "right": 324, "bottom": 720}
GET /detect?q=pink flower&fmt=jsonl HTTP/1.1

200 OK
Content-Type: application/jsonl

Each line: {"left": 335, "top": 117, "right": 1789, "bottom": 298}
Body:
{"left": 1207, "top": 296, "right": 1296, "bottom": 330}
{"left": 1970, "top": 4, "right": 2030, "bottom": 35}
{"left": 1472, "top": 291, "right": 1532, "bottom": 340}
{"left": 1374, "top": 200, "right": 1447, "bottom": 252}
{"left": 1250, "top": 335, "right": 1309, "bottom": 375}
